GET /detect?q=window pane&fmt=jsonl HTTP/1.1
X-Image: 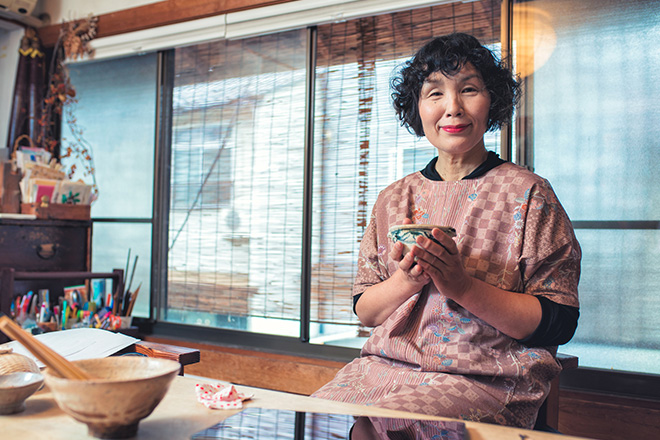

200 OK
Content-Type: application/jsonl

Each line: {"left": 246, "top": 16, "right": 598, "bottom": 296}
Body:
{"left": 519, "top": 0, "right": 660, "bottom": 373}
{"left": 64, "top": 54, "right": 157, "bottom": 322}
{"left": 563, "top": 229, "right": 660, "bottom": 374}
{"left": 311, "top": 1, "right": 502, "bottom": 346}
{"left": 166, "top": 31, "right": 308, "bottom": 336}
{"left": 91, "top": 222, "right": 152, "bottom": 318}
{"left": 65, "top": 54, "right": 158, "bottom": 219}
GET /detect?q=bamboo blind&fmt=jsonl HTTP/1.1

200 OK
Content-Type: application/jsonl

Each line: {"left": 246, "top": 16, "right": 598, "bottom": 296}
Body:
{"left": 309, "top": 1, "right": 500, "bottom": 326}
{"left": 166, "top": 1, "right": 500, "bottom": 333}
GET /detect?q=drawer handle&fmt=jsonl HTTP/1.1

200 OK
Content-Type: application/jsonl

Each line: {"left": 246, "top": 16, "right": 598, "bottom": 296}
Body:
{"left": 37, "top": 243, "right": 58, "bottom": 260}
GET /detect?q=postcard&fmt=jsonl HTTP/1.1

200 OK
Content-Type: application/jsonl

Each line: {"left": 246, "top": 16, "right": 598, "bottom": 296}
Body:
{"left": 54, "top": 180, "right": 93, "bottom": 205}
{"left": 30, "top": 178, "right": 58, "bottom": 203}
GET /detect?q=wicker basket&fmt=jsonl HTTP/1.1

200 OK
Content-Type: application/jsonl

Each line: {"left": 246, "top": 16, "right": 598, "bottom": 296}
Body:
{"left": 0, "top": 347, "right": 40, "bottom": 375}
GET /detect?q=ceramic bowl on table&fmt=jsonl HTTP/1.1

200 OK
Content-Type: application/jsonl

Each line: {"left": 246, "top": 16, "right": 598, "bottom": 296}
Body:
{"left": 0, "top": 371, "right": 44, "bottom": 414}
{"left": 42, "top": 356, "right": 180, "bottom": 439}
{"left": 387, "top": 224, "right": 457, "bottom": 255}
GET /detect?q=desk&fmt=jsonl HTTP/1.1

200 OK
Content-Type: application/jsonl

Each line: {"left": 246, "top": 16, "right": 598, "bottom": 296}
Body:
{"left": 2, "top": 375, "right": 590, "bottom": 440}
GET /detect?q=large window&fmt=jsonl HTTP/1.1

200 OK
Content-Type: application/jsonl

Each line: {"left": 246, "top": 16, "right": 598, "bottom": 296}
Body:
{"left": 513, "top": 0, "right": 660, "bottom": 374}
{"left": 166, "top": 31, "right": 308, "bottom": 334}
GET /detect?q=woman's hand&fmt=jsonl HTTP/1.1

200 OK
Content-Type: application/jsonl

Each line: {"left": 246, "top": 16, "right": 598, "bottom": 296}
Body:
{"left": 355, "top": 219, "right": 430, "bottom": 327}
{"left": 410, "top": 227, "right": 542, "bottom": 340}
{"left": 390, "top": 240, "right": 431, "bottom": 288}
{"left": 409, "top": 227, "right": 472, "bottom": 302}
{"left": 389, "top": 218, "right": 432, "bottom": 291}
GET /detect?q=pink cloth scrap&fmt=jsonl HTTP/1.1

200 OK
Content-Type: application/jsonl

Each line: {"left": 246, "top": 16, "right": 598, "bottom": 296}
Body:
{"left": 195, "top": 383, "right": 253, "bottom": 410}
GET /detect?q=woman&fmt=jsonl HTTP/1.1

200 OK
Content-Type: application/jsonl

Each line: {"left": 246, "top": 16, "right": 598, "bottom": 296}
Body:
{"left": 312, "top": 33, "right": 581, "bottom": 429}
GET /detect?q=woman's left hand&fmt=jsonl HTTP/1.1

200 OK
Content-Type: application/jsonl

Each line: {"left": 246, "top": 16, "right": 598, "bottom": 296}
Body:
{"left": 410, "top": 228, "right": 543, "bottom": 340}
{"left": 409, "top": 228, "right": 473, "bottom": 302}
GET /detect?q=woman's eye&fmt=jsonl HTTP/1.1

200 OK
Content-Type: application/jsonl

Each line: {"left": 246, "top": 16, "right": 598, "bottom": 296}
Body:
{"left": 462, "top": 87, "right": 478, "bottom": 94}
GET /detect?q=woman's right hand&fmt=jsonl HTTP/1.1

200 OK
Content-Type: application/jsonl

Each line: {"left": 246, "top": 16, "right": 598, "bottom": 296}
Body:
{"left": 390, "top": 240, "right": 431, "bottom": 289}
{"left": 389, "top": 218, "right": 431, "bottom": 288}
{"left": 355, "top": 220, "right": 430, "bottom": 327}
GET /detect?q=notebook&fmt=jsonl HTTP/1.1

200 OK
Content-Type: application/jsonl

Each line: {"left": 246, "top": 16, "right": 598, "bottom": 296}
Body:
{"left": 191, "top": 407, "right": 466, "bottom": 439}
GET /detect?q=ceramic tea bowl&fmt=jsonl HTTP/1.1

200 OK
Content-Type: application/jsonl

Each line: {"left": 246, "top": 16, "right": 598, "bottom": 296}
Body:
{"left": 43, "top": 356, "right": 180, "bottom": 439}
{"left": 0, "top": 371, "right": 44, "bottom": 414}
{"left": 387, "top": 224, "right": 457, "bottom": 255}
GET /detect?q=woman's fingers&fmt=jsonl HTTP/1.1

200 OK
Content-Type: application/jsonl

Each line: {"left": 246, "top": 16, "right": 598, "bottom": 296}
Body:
{"left": 410, "top": 233, "right": 457, "bottom": 276}
{"left": 432, "top": 227, "right": 459, "bottom": 254}
{"left": 413, "top": 229, "right": 457, "bottom": 256}
{"left": 409, "top": 262, "right": 425, "bottom": 278}
{"left": 398, "top": 247, "right": 414, "bottom": 268}
{"left": 408, "top": 232, "right": 473, "bottom": 300}
{"left": 413, "top": 253, "right": 447, "bottom": 279}
{"left": 389, "top": 241, "right": 404, "bottom": 261}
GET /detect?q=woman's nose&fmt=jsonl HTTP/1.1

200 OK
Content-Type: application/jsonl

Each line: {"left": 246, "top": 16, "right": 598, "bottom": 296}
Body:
{"left": 445, "top": 94, "right": 463, "bottom": 117}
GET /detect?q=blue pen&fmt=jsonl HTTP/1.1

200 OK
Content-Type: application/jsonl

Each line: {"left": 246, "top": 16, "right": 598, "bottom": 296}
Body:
{"left": 62, "top": 299, "right": 68, "bottom": 330}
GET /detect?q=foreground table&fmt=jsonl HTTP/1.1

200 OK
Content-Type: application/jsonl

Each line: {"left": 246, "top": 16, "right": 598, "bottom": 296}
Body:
{"left": 2, "top": 375, "right": 589, "bottom": 439}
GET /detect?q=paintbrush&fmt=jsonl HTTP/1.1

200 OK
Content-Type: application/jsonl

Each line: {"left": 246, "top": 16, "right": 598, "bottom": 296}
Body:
{"left": 125, "top": 255, "right": 138, "bottom": 299}
{"left": 126, "top": 283, "right": 141, "bottom": 317}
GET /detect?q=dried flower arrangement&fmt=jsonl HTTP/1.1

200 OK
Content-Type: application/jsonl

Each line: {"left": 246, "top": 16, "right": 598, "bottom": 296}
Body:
{"left": 39, "top": 14, "right": 100, "bottom": 201}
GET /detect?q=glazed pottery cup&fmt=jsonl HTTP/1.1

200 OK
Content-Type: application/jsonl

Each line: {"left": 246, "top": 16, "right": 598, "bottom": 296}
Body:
{"left": 387, "top": 224, "right": 457, "bottom": 254}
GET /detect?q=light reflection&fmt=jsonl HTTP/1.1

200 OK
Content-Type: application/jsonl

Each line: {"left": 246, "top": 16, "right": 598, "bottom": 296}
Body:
{"left": 513, "top": 4, "right": 557, "bottom": 77}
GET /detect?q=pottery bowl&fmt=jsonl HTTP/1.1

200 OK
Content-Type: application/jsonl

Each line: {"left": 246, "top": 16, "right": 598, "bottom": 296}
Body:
{"left": 43, "top": 356, "right": 180, "bottom": 439}
{"left": 387, "top": 224, "right": 457, "bottom": 255}
{"left": 0, "top": 371, "right": 44, "bottom": 414}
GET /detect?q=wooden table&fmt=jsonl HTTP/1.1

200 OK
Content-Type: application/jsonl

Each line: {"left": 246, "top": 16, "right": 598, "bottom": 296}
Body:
{"left": 1, "top": 375, "right": 590, "bottom": 439}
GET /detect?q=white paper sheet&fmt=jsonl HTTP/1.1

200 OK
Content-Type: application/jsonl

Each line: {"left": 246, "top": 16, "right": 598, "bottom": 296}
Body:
{"left": 0, "top": 327, "right": 139, "bottom": 368}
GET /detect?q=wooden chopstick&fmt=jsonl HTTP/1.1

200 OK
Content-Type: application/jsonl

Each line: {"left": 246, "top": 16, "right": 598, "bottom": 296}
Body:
{"left": 0, "top": 315, "right": 92, "bottom": 380}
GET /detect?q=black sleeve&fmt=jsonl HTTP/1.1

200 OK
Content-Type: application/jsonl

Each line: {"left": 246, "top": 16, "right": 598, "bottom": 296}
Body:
{"left": 517, "top": 296, "right": 580, "bottom": 347}
{"left": 353, "top": 293, "right": 362, "bottom": 315}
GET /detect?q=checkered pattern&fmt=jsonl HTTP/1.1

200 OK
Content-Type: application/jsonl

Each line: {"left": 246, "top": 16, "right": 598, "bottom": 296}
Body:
{"left": 317, "top": 163, "right": 581, "bottom": 429}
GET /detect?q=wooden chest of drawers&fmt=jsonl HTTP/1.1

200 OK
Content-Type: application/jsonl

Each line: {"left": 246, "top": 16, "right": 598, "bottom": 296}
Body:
{"left": 0, "top": 219, "right": 91, "bottom": 341}
{"left": 0, "top": 218, "right": 91, "bottom": 272}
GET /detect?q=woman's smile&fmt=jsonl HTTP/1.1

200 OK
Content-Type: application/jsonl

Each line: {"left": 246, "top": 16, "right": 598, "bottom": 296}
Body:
{"left": 441, "top": 124, "right": 471, "bottom": 134}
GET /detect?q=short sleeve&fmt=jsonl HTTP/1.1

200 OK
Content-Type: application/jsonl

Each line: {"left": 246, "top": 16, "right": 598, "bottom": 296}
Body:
{"left": 352, "top": 207, "right": 389, "bottom": 297}
{"left": 520, "top": 180, "right": 581, "bottom": 308}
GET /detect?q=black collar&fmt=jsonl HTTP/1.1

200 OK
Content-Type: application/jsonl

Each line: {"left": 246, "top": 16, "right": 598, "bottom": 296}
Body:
{"left": 420, "top": 151, "right": 506, "bottom": 181}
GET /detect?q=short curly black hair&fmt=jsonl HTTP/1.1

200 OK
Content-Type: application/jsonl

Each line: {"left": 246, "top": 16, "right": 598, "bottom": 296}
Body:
{"left": 391, "top": 33, "right": 520, "bottom": 137}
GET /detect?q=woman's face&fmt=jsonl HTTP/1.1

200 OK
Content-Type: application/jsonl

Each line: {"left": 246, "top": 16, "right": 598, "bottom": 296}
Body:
{"left": 417, "top": 63, "right": 491, "bottom": 157}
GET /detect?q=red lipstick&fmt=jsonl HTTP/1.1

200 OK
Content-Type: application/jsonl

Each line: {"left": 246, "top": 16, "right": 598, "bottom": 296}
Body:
{"left": 442, "top": 124, "right": 469, "bottom": 133}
